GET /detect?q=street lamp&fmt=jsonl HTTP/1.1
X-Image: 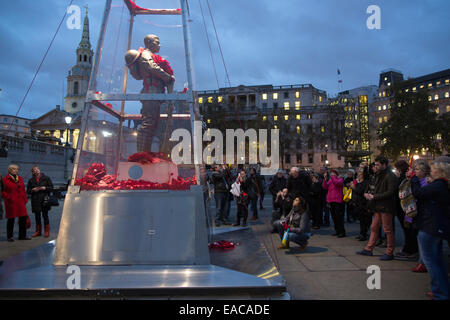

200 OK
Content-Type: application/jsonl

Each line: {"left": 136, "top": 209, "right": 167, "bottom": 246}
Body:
{"left": 64, "top": 116, "right": 72, "bottom": 146}
{"left": 324, "top": 144, "right": 329, "bottom": 167}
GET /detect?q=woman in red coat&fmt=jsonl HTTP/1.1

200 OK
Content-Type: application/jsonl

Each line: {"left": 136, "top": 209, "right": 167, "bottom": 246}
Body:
{"left": 2, "top": 164, "right": 31, "bottom": 242}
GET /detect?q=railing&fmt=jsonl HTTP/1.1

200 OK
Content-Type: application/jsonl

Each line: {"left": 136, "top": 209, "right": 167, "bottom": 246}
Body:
{"left": 0, "top": 135, "right": 24, "bottom": 151}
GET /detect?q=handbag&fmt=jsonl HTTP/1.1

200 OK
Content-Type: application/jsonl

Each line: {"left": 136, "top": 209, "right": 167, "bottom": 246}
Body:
{"left": 343, "top": 187, "right": 352, "bottom": 202}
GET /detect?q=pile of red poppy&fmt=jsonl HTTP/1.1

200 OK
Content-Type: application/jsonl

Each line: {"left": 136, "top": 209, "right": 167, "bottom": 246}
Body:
{"left": 75, "top": 152, "right": 196, "bottom": 191}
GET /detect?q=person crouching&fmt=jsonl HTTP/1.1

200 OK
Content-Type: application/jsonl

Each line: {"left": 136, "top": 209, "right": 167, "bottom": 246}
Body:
{"left": 276, "top": 197, "right": 311, "bottom": 250}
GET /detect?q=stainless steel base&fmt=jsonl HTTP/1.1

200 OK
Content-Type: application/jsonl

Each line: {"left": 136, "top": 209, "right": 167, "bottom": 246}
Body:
{"left": 0, "top": 228, "right": 288, "bottom": 299}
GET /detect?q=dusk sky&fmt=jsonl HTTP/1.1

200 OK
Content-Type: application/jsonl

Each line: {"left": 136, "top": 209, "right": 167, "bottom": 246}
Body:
{"left": 0, "top": 0, "right": 449, "bottom": 119}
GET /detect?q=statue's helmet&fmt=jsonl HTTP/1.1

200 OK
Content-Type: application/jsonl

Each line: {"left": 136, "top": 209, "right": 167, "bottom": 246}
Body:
{"left": 125, "top": 49, "right": 140, "bottom": 66}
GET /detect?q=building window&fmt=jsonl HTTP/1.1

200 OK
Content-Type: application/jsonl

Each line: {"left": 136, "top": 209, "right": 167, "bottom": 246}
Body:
{"left": 198, "top": 97, "right": 203, "bottom": 104}
{"left": 435, "top": 107, "right": 440, "bottom": 114}
{"left": 207, "top": 97, "right": 213, "bottom": 103}
{"left": 308, "top": 153, "right": 314, "bottom": 164}
{"left": 284, "top": 115, "right": 289, "bottom": 121}
{"left": 296, "top": 114, "right": 301, "bottom": 120}
{"left": 308, "top": 139, "right": 313, "bottom": 150}
{"left": 321, "top": 126, "right": 325, "bottom": 133}
{"left": 284, "top": 102, "right": 290, "bottom": 110}
{"left": 378, "top": 106, "right": 381, "bottom": 111}
{"left": 273, "top": 102, "right": 278, "bottom": 109}
{"left": 434, "top": 94, "right": 439, "bottom": 100}
{"left": 445, "top": 92, "right": 449, "bottom": 98}
{"left": 428, "top": 83, "right": 432, "bottom": 88}
{"left": 262, "top": 93, "right": 268, "bottom": 100}
{"left": 295, "top": 101, "right": 301, "bottom": 110}
{"left": 428, "top": 96, "right": 432, "bottom": 101}
{"left": 274, "top": 125, "right": 278, "bottom": 129}
{"left": 262, "top": 103, "right": 267, "bottom": 109}
{"left": 383, "top": 105, "right": 387, "bottom": 110}
{"left": 218, "top": 96, "right": 223, "bottom": 103}
{"left": 296, "top": 140, "right": 302, "bottom": 149}
{"left": 319, "top": 96, "right": 323, "bottom": 102}
{"left": 285, "top": 154, "right": 291, "bottom": 164}
{"left": 447, "top": 106, "right": 450, "bottom": 112}
{"left": 74, "top": 81, "right": 79, "bottom": 95}
{"left": 384, "top": 116, "right": 388, "bottom": 122}
{"left": 284, "top": 92, "right": 289, "bottom": 99}
{"left": 295, "top": 92, "right": 300, "bottom": 98}
{"left": 274, "top": 116, "right": 278, "bottom": 121}
{"left": 296, "top": 126, "right": 301, "bottom": 134}
{"left": 378, "top": 117, "right": 383, "bottom": 124}
{"left": 263, "top": 116, "right": 267, "bottom": 121}
{"left": 297, "top": 154, "right": 302, "bottom": 164}
{"left": 446, "top": 79, "right": 450, "bottom": 84}
{"left": 72, "top": 102, "right": 77, "bottom": 109}
{"left": 273, "top": 93, "right": 278, "bottom": 100}
{"left": 307, "top": 114, "right": 312, "bottom": 120}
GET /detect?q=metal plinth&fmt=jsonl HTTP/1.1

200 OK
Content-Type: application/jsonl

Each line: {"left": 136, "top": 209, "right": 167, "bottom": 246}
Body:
{"left": 54, "top": 186, "right": 210, "bottom": 266}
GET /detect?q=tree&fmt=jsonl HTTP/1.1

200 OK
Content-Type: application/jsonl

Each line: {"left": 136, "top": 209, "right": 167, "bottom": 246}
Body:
{"left": 377, "top": 84, "right": 442, "bottom": 160}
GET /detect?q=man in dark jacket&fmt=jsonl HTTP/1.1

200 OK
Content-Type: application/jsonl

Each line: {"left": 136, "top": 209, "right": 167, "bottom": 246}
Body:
{"left": 248, "top": 167, "right": 263, "bottom": 220}
{"left": 310, "top": 174, "right": 323, "bottom": 229}
{"left": 287, "top": 167, "right": 312, "bottom": 205}
{"left": 357, "top": 156, "right": 398, "bottom": 260}
{"left": 269, "top": 170, "right": 287, "bottom": 209}
{"left": 318, "top": 167, "right": 330, "bottom": 226}
{"left": 26, "top": 166, "right": 54, "bottom": 237}
{"left": 211, "top": 165, "right": 231, "bottom": 226}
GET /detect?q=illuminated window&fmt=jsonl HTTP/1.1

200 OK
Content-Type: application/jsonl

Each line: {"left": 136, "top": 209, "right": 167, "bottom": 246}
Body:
{"left": 383, "top": 105, "right": 387, "bottom": 110}
{"left": 218, "top": 96, "right": 223, "bottom": 103}
{"left": 295, "top": 101, "right": 301, "bottom": 109}
{"left": 321, "top": 126, "right": 325, "bottom": 133}
{"left": 262, "top": 93, "right": 268, "bottom": 100}
{"left": 274, "top": 125, "right": 278, "bottom": 129}
{"left": 284, "top": 102, "right": 290, "bottom": 110}
{"left": 273, "top": 93, "right": 278, "bottom": 100}
{"left": 296, "top": 114, "right": 301, "bottom": 120}
{"left": 378, "top": 106, "right": 382, "bottom": 111}
{"left": 447, "top": 106, "right": 450, "bottom": 112}
{"left": 307, "top": 114, "right": 312, "bottom": 120}
{"left": 274, "top": 116, "right": 278, "bottom": 121}
{"left": 437, "top": 134, "right": 442, "bottom": 140}
{"left": 378, "top": 92, "right": 382, "bottom": 97}
{"left": 428, "top": 96, "right": 432, "bottom": 101}
{"left": 384, "top": 116, "right": 388, "bottom": 122}
{"left": 207, "top": 119, "right": 211, "bottom": 124}
{"left": 412, "top": 87, "right": 416, "bottom": 91}
{"left": 405, "top": 89, "right": 409, "bottom": 93}
{"left": 435, "top": 107, "right": 440, "bottom": 114}
{"left": 382, "top": 91, "right": 386, "bottom": 97}
{"left": 445, "top": 92, "right": 449, "bottom": 98}
{"left": 434, "top": 94, "right": 439, "bottom": 100}
{"left": 428, "top": 83, "right": 432, "bottom": 88}
{"left": 284, "top": 115, "right": 289, "bottom": 121}
{"left": 420, "top": 85, "right": 425, "bottom": 89}
{"left": 446, "top": 79, "right": 450, "bottom": 84}
{"left": 319, "top": 96, "right": 323, "bottom": 102}
{"left": 198, "top": 97, "right": 203, "bottom": 104}
{"left": 295, "top": 91, "right": 300, "bottom": 98}
{"left": 296, "top": 126, "right": 301, "bottom": 134}
{"left": 208, "top": 97, "right": 213, "bottom": 103}
{"left": 387, "top": 82, "right": 391, "bottom": 86}
{"left": 262, "top": 116, "right": 267, "bottom": 121}
{"left": 437, "top": 81, "right": 441, "bottom": 86}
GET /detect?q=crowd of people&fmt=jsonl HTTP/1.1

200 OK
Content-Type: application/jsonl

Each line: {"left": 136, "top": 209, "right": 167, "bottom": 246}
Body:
{"left": 0, "top": 164, "right": 54, "bottom": 241}
{"left": 208, "top": 155, "right": 450, "bottom": 300}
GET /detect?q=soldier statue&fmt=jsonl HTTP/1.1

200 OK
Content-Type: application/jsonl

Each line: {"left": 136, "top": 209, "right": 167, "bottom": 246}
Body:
{"left": 125, "top": 34, "right": 175, "bottom": 153}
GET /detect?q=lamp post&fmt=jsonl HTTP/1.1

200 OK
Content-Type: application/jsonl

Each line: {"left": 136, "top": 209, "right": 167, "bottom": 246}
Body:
{"left": 324, "top": 144, "right": 329, "bottom": 167}
{"left": 64, "top": 116, "right": 72, "bottom": 147}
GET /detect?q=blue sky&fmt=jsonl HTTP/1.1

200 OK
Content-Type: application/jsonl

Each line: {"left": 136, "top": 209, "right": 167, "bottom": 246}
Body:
{"left": 0, "top": 0, "right": 449, "bottom": 119}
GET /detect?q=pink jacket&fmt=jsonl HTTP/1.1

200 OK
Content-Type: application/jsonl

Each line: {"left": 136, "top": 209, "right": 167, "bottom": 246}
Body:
{"left": 322, "top": 176, "right": 344, "bottom": 204}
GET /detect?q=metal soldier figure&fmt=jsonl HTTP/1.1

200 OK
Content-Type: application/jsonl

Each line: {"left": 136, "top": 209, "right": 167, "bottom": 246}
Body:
{"left": 125, "top": 34, "right": 175, "bottom": 152}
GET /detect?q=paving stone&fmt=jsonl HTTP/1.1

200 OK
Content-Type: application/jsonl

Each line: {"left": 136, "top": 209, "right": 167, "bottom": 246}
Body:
{"left": 298, "top": 256, "right": 361, "bottom": 271}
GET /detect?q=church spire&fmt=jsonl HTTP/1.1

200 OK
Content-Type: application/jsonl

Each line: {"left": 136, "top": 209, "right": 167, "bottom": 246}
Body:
{"left": 78, "top": 6, "right": 91, "bottom": 51}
